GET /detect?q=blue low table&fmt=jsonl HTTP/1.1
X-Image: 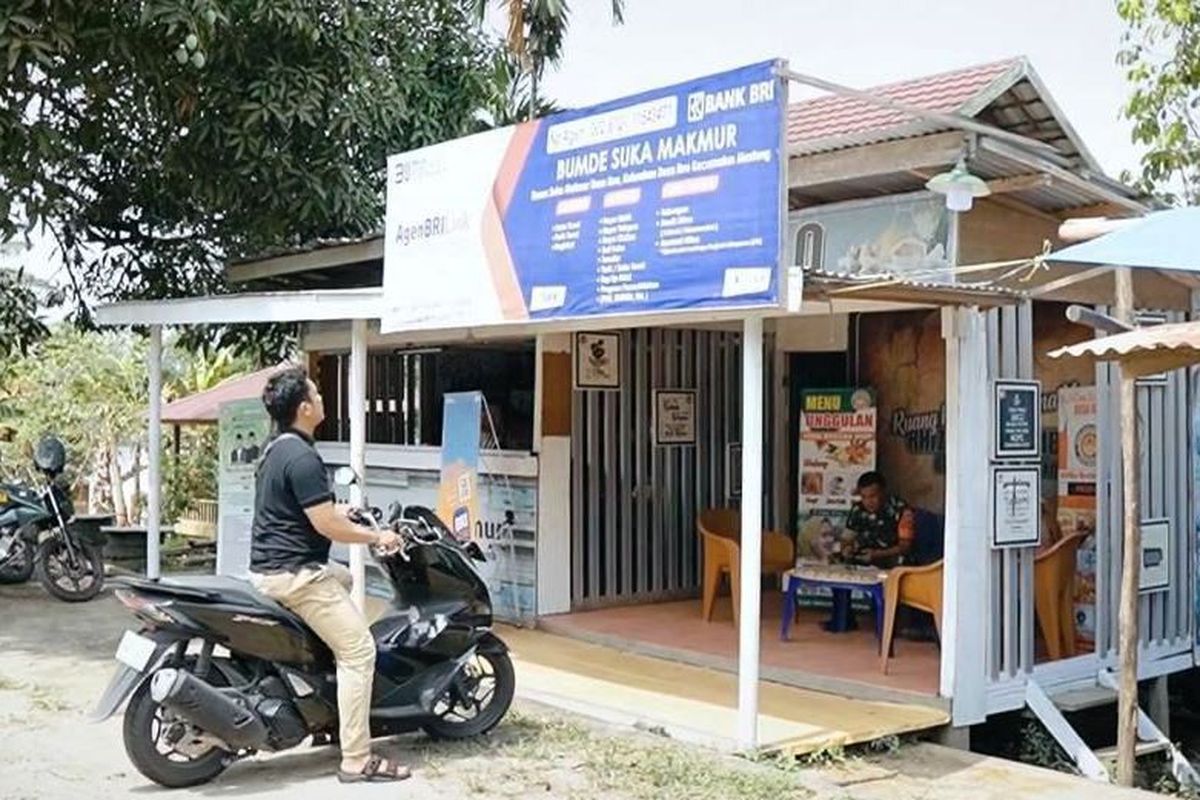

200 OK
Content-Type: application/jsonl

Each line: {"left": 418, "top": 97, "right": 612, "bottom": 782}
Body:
{"left": 780, "top": 562, "right": 888, "bottom": 642}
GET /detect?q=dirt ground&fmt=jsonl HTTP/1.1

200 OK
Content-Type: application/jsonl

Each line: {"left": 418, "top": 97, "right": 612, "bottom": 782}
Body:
{"left": 0, "top": 581, "right": 1161, "bottom": 800}
{"left": 0, "top": 581, "right": 832, "bottom": 800}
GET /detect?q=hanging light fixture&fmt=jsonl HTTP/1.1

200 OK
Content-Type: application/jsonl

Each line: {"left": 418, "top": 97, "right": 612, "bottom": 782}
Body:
{"left": 926, "top": 158, "right": 991, "bottom": 212}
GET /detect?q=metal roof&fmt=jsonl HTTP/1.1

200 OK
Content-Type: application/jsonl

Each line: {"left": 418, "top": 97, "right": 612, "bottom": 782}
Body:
{"left": 804, "top": 269, "right": 1024, "bottom": 307}
{"left": 226, "top": 233, "right": 383, "bottom": 267}
{"left": 94, "top": 288, "right": 387, "bottom": 326}
{"left": 1049, "top": 321, "right": 1200, "bottom": 378}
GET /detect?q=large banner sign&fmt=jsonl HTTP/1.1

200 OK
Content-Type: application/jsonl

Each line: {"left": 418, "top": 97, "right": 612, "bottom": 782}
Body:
{"left": 382, "top": 60, "right": 786, "bottom": 333}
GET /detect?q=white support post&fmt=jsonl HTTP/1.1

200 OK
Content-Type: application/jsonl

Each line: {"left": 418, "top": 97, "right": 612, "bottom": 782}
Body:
{"left": 737, "top": 316, "right": 764, "bottom": 750}
{"left": 535, "top": 332, "right": 572, "bottom": 616}
{"left": 146, "top": 324, "right": 163, "bottom": 580}
{"left": 348, "top": 319, "right": 368, "bottom": 610}
{"left": 941, "top": 306, "right": 989, "bottom": 723}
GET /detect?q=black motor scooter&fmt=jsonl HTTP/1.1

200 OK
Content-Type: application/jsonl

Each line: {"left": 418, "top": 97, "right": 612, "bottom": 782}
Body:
{"left": 91, "top": 474, "right": 513, "bottom": 789}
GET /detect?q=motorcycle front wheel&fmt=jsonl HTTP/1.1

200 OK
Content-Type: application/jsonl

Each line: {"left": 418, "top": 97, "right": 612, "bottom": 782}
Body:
{"left": 0, "top": 534, "right": 35, "bottom": 584}
{"left": 422, "top": 649, "right": 515, "bottom": 740}
{"left": 35, "top": 537, "right": 104, "bottom": 602}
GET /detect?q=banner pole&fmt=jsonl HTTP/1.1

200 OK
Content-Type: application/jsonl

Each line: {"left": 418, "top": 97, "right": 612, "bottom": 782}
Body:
{"left": 736, "top": 314, "right": 765, "bottom": 750}
{"left": 348, "top": 318, "right": 368, "bottom": 611}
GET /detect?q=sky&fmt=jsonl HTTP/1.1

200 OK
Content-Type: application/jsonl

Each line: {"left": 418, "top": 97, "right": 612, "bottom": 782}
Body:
{"left": 537, "top": 0, "right": 1143, "bottom": 179}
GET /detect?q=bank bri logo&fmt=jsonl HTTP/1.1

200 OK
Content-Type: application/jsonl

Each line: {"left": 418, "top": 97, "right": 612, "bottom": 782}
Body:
{"left": 686, "top": 81, "right": 773, "bottom": 123}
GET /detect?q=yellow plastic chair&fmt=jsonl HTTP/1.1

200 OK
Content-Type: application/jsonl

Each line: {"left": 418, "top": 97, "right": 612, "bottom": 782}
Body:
{"left": 1034, "top": 532, "right": 1089, "bottom": 661}
{"left": 879, "top": 560, "right": 943, "bottom": 674}
{"left": 698, "top": 508, "right": 794, "bottom": 625}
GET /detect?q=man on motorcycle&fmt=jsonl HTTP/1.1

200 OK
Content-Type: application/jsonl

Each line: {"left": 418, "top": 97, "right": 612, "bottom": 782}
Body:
{"left": 248, "top": 366, "right": 409, "bottom": 783}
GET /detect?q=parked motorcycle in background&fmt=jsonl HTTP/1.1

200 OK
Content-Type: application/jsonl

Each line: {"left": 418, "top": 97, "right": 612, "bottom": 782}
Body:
{"left": 0, "top": 436, "right": 105, "bottom": 601}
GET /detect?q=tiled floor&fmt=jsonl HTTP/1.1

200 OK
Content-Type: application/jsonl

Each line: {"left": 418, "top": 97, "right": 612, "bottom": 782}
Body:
{"left": 541, "top": 592, "right": 942, "bottom": 699}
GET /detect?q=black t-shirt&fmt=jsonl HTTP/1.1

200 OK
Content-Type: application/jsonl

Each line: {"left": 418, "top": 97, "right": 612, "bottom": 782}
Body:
{"left": 249, "top": 430, "right": 334, "bottom": 573}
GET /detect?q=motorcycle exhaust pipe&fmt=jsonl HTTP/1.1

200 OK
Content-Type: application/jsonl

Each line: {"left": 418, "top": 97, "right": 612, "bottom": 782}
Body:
{"left": 150, "top": 668, "right": 268, "bottom": 750}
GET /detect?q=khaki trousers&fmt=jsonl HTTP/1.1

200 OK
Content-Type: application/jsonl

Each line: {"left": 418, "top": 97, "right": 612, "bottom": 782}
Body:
{"left": 250, "top": 562, "right": 375, "bottom": 761}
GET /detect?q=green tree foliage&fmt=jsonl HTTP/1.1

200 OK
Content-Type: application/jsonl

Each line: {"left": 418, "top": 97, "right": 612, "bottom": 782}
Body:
{"left": 1118, "top": 0, "right": 1200, "bottom": 202}
{"left": 473, "top": 0, "right": 625, "bottom": 110}
{"left": 161, "top": 344, "right": 253, "bottom": 523}
{"left": 0, "top": 1, "right": 505, "bottom": 356}
{"left": 0, "top": 327, "right": 147, "bottom": 522}
{"left": 0, "top": 266, "right": 48, "bottom": 358}
{"left": 474, "top": 50, "right": 560, "bottom": 129}
{"left": 0, "top": 329, "right": 254, "bottom": 524}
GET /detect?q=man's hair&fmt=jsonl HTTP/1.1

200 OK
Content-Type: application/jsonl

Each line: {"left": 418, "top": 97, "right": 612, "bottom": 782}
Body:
{"left": 262, "top": 366, "right": 311, "bottom": 428}
{"left": 856, "top": 471, "right": 886, "bottom": 491}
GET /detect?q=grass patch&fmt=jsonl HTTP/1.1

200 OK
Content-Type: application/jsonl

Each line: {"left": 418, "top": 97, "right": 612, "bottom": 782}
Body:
{"left": 0, "top": 674, "right": 69, "bottom": 711}
{"left": 30, "top": 687, "right": 70, "bottom": 712}
{"left": 468, "top": 710, "right": 813, "bottom": 800}
{"left": 796, "top": 744, "right": 847, "bottom": 768}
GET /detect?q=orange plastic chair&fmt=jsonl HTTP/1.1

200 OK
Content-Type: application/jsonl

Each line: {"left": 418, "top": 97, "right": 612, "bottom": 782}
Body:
{"left": 879, "top": 560, "right": 943, "bottom": 674}
{"left": 698, "top": 508, "right": 794, "bottom": 625}
{"left": 1034, "top": 532, "right": 1089, "bottom": 661}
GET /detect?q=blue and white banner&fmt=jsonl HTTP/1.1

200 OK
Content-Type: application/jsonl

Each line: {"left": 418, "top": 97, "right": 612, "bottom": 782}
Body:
{"left": 382, "top": 60, "right": 787, "bottom": 332}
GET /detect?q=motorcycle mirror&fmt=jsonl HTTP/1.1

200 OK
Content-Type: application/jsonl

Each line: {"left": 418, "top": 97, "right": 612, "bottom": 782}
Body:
{"left": 387, "top": 501, "right": 404, "bottom": 523}
{"left": 332, "top": 466, "right": 359, "bottom": 487}
{"left": 464, "top": 541, "right": 487, "bottom": 562}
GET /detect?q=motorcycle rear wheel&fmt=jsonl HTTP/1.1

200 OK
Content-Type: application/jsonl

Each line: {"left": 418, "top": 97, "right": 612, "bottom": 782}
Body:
{"left": 422, "top": 649, "right": 515, "bottom": 740}
{"left": 0, "top": 534, "right": 34, "bottom": 584}
{"left": 123, "top": 672, "right": 230, "bottom": 788}
{"left": 35, "top": 537, "right": 104, "bottom": 601}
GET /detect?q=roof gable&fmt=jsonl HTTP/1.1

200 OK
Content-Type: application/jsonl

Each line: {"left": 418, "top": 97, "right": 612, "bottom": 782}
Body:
{"left": 787, "top": 57, "right": 1100, "bottom": 171}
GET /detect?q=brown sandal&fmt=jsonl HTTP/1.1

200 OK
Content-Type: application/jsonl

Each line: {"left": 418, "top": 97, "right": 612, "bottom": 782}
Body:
{"left": 337, "top": 754, "right": 412, "bottom": 783}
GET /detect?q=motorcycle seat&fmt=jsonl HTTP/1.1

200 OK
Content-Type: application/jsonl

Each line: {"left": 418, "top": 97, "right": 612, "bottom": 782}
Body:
{"left": 125, "top": 574, "right": 299, "bottom": 621}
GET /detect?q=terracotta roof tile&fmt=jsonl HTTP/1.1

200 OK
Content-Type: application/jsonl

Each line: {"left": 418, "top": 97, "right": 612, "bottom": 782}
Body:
{"left": 161, "top": 365, "right": 283, "bottom": 424}
{"left": 787, "top": 58, "right": 1021, "bottom": 147}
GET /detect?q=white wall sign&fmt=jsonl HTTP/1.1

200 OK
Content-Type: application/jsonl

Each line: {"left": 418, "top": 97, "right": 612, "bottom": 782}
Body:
{"left": 654, "top": 389, "right": 697, "bottom": 446}
{"left": 574, "top": 331, "right": 621, "bottom": 390}
{"left": 1140, "top": 518, "right": 1170, "bottom": 593}
{"left": 990, "top": 465, "right": 1041, "bottom": 549}
{"left": 993, "top": 379, "right": 1041, "bottom": 460}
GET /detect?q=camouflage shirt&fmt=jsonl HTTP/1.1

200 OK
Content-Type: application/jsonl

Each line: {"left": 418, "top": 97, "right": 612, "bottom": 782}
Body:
{"left": 845, "top": 495, "right": 914, "bottom": 552}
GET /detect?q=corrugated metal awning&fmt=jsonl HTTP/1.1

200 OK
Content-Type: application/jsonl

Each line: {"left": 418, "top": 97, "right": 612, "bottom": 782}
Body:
{"left": 1047, "top": 321, "right": 1200, "bottom": 377}
{"left": 805, "top": 270, "right": 1024, "bottom": 308}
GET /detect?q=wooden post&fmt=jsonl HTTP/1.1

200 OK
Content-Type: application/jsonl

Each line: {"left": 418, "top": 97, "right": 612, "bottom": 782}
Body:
{"left": 1115, "top": 266, "right": 1140, "bottom": 786}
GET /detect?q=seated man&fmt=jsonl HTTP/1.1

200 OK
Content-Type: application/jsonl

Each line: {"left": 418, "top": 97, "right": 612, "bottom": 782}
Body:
{"left": 844, "top": 471, "right": 915, "bottom": 569}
